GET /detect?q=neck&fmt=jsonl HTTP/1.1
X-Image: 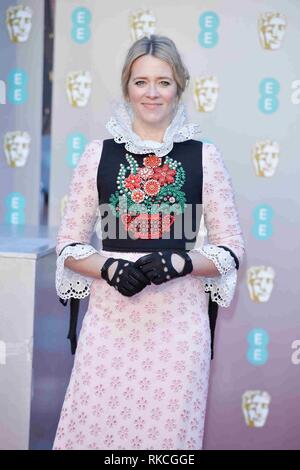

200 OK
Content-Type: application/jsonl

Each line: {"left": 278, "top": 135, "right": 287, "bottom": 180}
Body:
{"left": 131, "top": 109, "right": 177, "bottom": 143}
{"left": 132, "top": 122, "right": 166, "bottom": 143}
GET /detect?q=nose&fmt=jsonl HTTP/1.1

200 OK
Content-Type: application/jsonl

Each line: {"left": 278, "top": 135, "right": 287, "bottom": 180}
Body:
{"left": 146, "top": 83, "right": 160, "bottom": 98}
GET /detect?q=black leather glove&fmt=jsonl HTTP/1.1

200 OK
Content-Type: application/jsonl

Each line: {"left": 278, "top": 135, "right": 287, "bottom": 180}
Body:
{"left": 134, "top": 250, "right": 193, "bottom": 285}
{"left": 101, "top": 257, "right": 150, "bottom": 297}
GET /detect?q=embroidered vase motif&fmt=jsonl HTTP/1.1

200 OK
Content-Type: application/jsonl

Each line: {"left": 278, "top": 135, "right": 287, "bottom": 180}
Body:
{"left": 109, "top": 153, "right": 187, "bottom": 239}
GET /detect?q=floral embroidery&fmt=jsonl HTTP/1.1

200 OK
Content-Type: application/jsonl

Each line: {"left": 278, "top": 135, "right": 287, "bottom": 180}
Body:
{"left": 138, "top": 167, "right": 153, "bottom": 179}
{"left": 143, "top": 155, "right": 161, "bottom": 167}
{"left": 124, "top": 174, "right": 141, "bottom": 190}
{"left": 131, "top": 188, "right": 145, "bottom": 203}
{"left": 144, "top": 179, "right": 160, "bottom": 196}
{"left": 152, "top": 164, "right": 176, "bottom": 185}
{"left": 109, "top": 152, "right": 187, "bottom": 239}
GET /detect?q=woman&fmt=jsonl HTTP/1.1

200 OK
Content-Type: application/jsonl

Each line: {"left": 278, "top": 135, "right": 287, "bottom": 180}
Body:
{"left": 53, "top": 35, "right": 244, "bottom": 450}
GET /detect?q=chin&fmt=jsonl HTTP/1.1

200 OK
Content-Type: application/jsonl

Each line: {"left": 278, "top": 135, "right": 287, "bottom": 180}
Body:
{"left": 143, "top": 116, "right": 165, "bottom": 126}
{"left": 140, "top": 110, "right": 170, "bottom": 122}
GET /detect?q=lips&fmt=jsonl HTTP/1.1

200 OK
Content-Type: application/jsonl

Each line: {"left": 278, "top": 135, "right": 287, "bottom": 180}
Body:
{"left": 142, "top": 103, "right": 162, "bottom": 109}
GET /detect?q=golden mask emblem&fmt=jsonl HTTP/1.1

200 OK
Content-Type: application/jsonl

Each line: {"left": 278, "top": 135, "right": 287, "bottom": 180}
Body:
{"left": 129, "top": 9, "right": 156, "bottom": 41}
{"left": 193, "top": 76, "right": 219, "bottom": 112}
{"left": 258, "top": 12, "right": 287, "bottom": 50}
{"left": 66, "top": 71, "right": 92, "bottom": 108}
{"left": 252, "top": 140, "right": 280, "bottom": 177}
{"left": 4, "top": 131, "right": 31, "bottom": 167}
{"left": 6, "top": 5, "right": 33, "bottom": 43}
{"left": 247, "top": 266, "right": 275, "bottom": 303}
{"left": 242, "top": 390, "right": 271, "bottom": 427}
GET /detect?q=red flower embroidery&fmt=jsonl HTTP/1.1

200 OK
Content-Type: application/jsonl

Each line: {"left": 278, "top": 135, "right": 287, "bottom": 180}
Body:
{"left": 131, "top": 188, "right": 145, "bottom": 203}
{"left": 152, "top": 164, "right": 176, "bottom": 185}
{"left": 143, "top": 155, "right": 161, "bottom": 168}
{"left": 144, "top": 179, "right": 160, "bottom": 196}
{"left": 124, "top": 174, "right": 141, "bottom": 190}
{"left": 138, "top": 167, "right": 154, "bottom": 180}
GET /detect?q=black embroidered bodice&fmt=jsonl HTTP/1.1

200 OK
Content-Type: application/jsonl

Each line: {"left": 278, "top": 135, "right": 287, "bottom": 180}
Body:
{"left": 97, "top": 138, "right": 203, "bottom": 252}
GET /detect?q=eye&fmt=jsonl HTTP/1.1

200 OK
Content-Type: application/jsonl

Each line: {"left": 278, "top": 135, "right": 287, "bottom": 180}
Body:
{"left": 135, "top": 81, "right": 145, "bottom": 86}
{"left": 160, "top": 81, "right": 170, "bottom": 87}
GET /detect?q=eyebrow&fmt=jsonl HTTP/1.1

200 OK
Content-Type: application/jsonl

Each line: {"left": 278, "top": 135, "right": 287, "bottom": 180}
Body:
{"left": 132, "top": 76, "right": 173, "bottom": 81}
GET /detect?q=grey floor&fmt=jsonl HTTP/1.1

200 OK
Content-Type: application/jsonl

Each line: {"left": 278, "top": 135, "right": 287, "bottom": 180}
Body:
{"left": 29, "top": 296, "right": 88, "bottom": 449}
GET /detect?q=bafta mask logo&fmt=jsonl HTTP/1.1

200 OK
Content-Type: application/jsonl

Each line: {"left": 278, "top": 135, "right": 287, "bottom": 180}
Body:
{"left": 66, "top": 71, "right": 92, "bottom": 107}
{"left": 242, "top": 390, "right": 271, "bottom": 428}
{"left": 6, "top": 5, "right": 33, "bottom": 43}
{"left": 4, "top": 131, "right": 31, "bottom": 167}
{"left": 247, "top": 266, "right": 275, "bottom": 303}
{"left": 258, "top": 12, "right": 287, "bottom": 50}
{"left": 252, "top": 140, "right": 280, "bottom": 177}
{"left": 193, "top": 76, "right": 219, "bottom": 112}
{"left": 129, "top": 9, "right": 156, "bottom": 41}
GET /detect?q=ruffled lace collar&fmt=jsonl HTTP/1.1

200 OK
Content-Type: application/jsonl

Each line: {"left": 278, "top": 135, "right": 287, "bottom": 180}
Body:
{"left": 105, "top": 99, "right": 201, "bottom": 157}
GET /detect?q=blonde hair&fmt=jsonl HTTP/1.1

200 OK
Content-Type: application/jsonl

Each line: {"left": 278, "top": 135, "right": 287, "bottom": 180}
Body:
{"left": 121, "top": 35, "right": 190, "bottom": 100}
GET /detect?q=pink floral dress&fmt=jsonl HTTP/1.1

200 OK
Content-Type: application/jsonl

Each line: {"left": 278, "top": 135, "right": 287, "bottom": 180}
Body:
{"left": 53, "top": 106, "right": 244, "bottom": 450}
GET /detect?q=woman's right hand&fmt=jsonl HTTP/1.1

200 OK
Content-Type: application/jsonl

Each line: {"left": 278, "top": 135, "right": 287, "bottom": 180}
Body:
{"left": 101, "top": 257, "right": 151, "bottom": 297}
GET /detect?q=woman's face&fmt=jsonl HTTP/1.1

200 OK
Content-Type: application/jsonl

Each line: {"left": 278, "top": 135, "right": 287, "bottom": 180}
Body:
{"left": 127, "top": 54, "right": 178, "bottom": 129}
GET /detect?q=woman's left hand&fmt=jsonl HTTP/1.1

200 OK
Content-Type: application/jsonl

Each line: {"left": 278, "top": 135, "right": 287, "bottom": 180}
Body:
{"left": 134, "top": 250, "right": 193, "bottom": 285}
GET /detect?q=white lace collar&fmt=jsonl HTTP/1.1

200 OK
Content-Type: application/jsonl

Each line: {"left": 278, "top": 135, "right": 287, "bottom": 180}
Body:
{"left": 105, "top": 99, "right": 201, "bottom": 157}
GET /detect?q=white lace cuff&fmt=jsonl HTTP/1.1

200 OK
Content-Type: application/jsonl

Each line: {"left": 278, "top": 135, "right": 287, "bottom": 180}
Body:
{"left": 55, "top": 244, "right": 99, "bottom": 300}
{"left": 193, "top": 244, "right": 237, "bottom": 307}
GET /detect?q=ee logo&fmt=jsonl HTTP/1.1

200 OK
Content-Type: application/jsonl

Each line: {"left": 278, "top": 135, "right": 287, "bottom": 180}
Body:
{"left": 247, "top": 328, "right": 269, "bottom": 366}
{"left": 252, "top": 204, "right": 273, "bottom": 240}
{"left": 198, "top": 11, "right": 219, "bottom": 48}
{"left": 5, "top": 192, "right": 26, "bottom": 225}
{"left": 8, "top": 69, "right": 28, "bottom": 104}
{"left": 66, "top": 133, "right": 87, "bottom": 168}
{"left": 71, "top": 7, "right": 91, "bottom": 44}
{"left": 259, "top": 78, "right": 280, "bottom": 114}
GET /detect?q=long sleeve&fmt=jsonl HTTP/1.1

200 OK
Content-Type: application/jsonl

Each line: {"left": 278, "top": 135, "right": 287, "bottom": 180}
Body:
{"left": 192, "top": 142, "right": 245, "bottom": 307}
{"left": 55, "top": 140, "right": 103, "bottom": 300}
